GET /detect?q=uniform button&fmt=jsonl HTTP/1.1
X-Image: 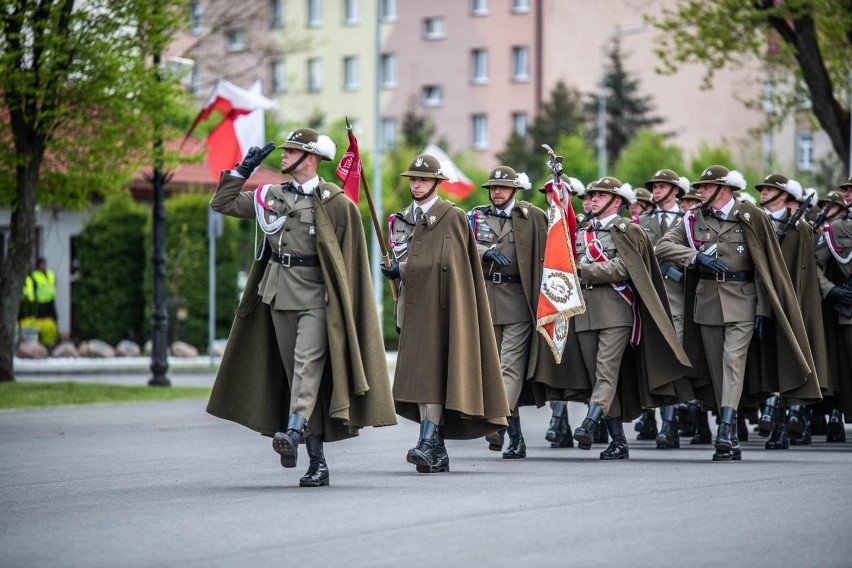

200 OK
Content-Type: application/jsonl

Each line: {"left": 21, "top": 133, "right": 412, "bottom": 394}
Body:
{"left": 442, "top": 267, "right": 448, "bottom": 272}
{"left": 285, "top": 227, "right": 291, "bottom": 232}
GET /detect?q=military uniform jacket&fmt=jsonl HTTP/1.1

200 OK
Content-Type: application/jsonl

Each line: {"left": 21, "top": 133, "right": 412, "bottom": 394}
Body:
{"left": 639, "top": 209, "right": 685, "bottom": 318}
{"left": 566, "top": 219, "right": 692, "bottom": 419}
{"left": 206, "top": 173, "right": 397, "bottom": 441}
{"left": 655, "top": 201, "right": 822, "bottom": 408}
{"left": 392, "top": 198, "right": 510, "bottom": 439}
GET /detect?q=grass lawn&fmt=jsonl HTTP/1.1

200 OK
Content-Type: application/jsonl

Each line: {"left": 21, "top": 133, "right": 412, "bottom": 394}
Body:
{"left": 0, "top": 381, "right": 211, "bottom": 410}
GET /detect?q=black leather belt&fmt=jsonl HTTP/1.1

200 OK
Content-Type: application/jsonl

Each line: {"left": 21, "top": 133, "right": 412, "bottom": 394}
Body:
{"left": 489, "top": 273, "right": 521, "bottom": 284}
{"left": 700, "top": 270, "right": 753, "bottom": 282}
{"left": 270, "top": 253, "right": 320, "bottom": 267}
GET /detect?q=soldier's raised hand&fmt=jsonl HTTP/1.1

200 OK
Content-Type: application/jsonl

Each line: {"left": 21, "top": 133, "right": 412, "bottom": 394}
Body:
{"left": 235, "top": 141, "right": 275, "bottom": 178}
{"left": 696, "top": 253, "right": 728, "bottom": 274}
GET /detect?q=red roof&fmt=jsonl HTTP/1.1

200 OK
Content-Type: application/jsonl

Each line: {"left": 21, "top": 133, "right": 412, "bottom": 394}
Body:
{"left": 128, "top": 136, "right": 284, "bottom": 199}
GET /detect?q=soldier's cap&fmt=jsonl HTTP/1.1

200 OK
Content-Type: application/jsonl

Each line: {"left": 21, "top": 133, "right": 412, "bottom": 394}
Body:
{"left": 277, "top": 128, "right": 336, "bottom": 161}
{"left": 692, "top": 165, "right": 747, "bottom": 191}
{"left": 538, "top": 175, "right": 584, "bottom": 195}
{"left": 634, "top": 187, "right": 654, "bottom": 206}
{"left": 644, "top": 169, "right": 686, "bottom": 197}
{"left": 482, "top": 166, "right": 531, "bottom": 190}
{"left": 818, "top": 190, "right": 847, "bottom": 208}
{"left": 587, "top": 176, "right": 634, "bottom": 202}
{"left": 754, "top": 173, "right": 803, "bottom": 201}
{"left": 400, "top": 153, "right": 449, "bottom": 180}
{"left": 680, "top": 188, "right": 703, "bottom": 203}
{"left": 839, "top": 176, "right": 852, "bottom": 190}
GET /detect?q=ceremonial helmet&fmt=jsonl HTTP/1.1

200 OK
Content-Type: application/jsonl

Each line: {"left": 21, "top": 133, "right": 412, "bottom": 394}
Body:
{"left": 278, "top": 128, "right": 336, "bottom": 161}
{"left": 644, "top": 169, "right": 686, "bottom": 197}
{"left": 400, "top": 153, "right": 448, "bottom": 180}
{"left": 587, "top": 176, "right": 634, "bottom": 203}
{"left": 839, "top": 176, "right": 852, "bottom": 190}
{"left": 692, "top": 165, "right": 747, "bottom": 191}
{"left": 818, "top": 190, "right": 846, "bottom": 208}
{"left": 754, "top": 173, "right": 802, "bottom": 201}
{"left": 482, "top": 166, "right": 531, "bottom": 190}
{"left": 633, "top": 187, "right": 655, "bottom": 207}
{"left": 680, "top": 187, "right": 703, "bottom": 206}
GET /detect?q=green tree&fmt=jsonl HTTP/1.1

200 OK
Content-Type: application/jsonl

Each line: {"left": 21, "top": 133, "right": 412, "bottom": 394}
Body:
{"left": 498, "top": 80, "right": 585, "bottom": 189}
{"left": 614, "top": 130, "right": 685, "bottom": 186}
{"left": 647, "top": 0, "right": 852, "bottom": 172}
{"left": 400, "top": 98, "right": 437, "bottom": 150}
{"left": 585, "top": 38, "right": 665, "bottom": 169}
{"left": 0, "top": 0, "right": 185, "bottom": 381}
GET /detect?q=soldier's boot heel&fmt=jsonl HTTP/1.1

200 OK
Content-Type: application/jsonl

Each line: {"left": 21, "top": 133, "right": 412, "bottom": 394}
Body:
{"left": 503, "top": 415, "right": 526, "bottom": 459}
{"left": 407, "top": 420, "right": 436, "bottom": 469}
{"left": 826, "top": 409, "right": 846, "bottom": 442}
{"left": 546, "top": 402, "right": 567, "bottom": 445}
{"left": 600, "top": 417, "right": 629, "bottom": 460}
{"left": 273, "top": 413, "right": 307, "bottom": 468}
{"left": 573, "top": 405, "right": 603, "bottom": 450}
{"left": 556, "top": 412, "right": 574, "bottom": 448}
{"left": 417, "top": 426, "right": 450, "bottom": 473}
{"left": 634, "top": 410, "right": 658, "bottom": 440}
{"left": 758, "top": 396, "right": 778, "bottom": 438}
{"left": 655, "top": 405, "right": 681, "bottom": 449}
{"left": 485, "top": 429, "right": 505, "bottom": 452}
{"left": 787, "top": 405, "right": 804, "bottom": 436}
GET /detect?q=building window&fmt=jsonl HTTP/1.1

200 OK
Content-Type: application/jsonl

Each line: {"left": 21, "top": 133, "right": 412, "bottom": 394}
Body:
{"left": 471, "top": 0, "right": 489, "bottom": 16}
{"left": 472, "top": 114, "right": 488, "bottom": 149}
{"left": 512, "top": 0, "right": 530, "bottom": 13}
{"left": 380, "top": 0, "right": 397, "bottom": 22}
{"left": 511, "top": 46, "right": 529, "bottom": 81}
{"left": 308, "top": 0, "right": 322, "bottom": 26}
{"left": 226, "top": 29, "right": 248, "bottom": 52}
{"left": 471, "top": 49, "right": 488, "bottom": 84}
{"left": 271, "top": 60, "right": 286, "bottom": 93}
{"left": 422, "top": 85, "right": 443, "bottom": 107}
{"left": 270, "top": 0, "right": 285, "bottom": 28}
{"left": 796, "top": 131, "right": 814, "bottom": 172}
{"left": 380, "top": 53, "right": 397, "bottom": 88}
{"left": 380, "top": 118, "right": 398, "bottom": 150}
{"left": 343, "top": 56, "right": 358, "bottom": 90}
{"left": 344, "top": 0, "right": 359, "bottom": 24}
{"left": 512, "top": 112, "right": 527, "bottom": 136}
{"left": 423, "top": 17, "right": 445, "bottom": 40}
{"left": 308, "top": 58, "right": 322, "bottom": 92}
{"left": 190, "top": 1, "right": 203, "bottom": 34}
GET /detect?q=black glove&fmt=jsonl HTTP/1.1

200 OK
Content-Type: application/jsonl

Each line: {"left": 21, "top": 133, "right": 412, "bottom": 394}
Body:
{"left": 483, "top": 249, "right": 511, "bottom": 266}
{"left": 235, "top": 141, "right": 275, "bottom": 178}
{"left": 827, "top": 286, "right": 852, "bottom": 305}
{"left": 754, "top": 315, "right": 766, "bottom": 340}
{"left": 696, "top": 253, "right": 729, "bottom": 274}
{"left": 380, "top": 260, "right": 400, "bottom": 280}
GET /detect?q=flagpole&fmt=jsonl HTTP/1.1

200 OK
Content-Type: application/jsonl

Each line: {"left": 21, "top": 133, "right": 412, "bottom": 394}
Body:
{"left": 347, "top": 118, "right": 398, "bottom": 300}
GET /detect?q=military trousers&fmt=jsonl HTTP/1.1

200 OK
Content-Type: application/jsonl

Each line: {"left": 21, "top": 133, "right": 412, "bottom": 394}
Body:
{"left": 699, "top": 321, "right": 753, "bottom": 410}
{"left": 270, "top": 307, "right": 328, "bottom": 435}
{"left": 494, "top": 321, "right": 533, "bottom": 411}
{"left": 418, "top": 403, "right": 443, "bottom": 424}
{"left": 577, "top": 326, "right": 631, "bottom": 417}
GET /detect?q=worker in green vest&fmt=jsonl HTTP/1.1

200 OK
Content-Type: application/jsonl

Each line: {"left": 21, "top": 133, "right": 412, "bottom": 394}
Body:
{"left": 30, "top": 257, "right": 58, "bottom": 321}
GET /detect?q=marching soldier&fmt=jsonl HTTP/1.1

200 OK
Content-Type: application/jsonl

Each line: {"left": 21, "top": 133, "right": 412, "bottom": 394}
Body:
{"left": 469, "top": 166, "right": 545, "bottom": 459}
{"left": 755, "top": 174, "right": 829, "bottom": 450}
{"left": 382, "top": 153, "right": 509, "bottom": 473}
{"left": 207, "top": 129, "right": 396, "bottom": 487}
{"left": 680, "top": 187, "right": 703, "bottom": 212}
{"left": 655, "top": 165, "right": 822, "bottom": 461}
{"left": 628, "top": 187, "right": 655, "bottom": 222}
{"left": 569, "top": 176, "right": 691, "bottom": 460}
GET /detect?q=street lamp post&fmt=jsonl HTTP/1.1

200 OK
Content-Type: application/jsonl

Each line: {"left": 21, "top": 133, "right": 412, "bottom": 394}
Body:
{"left": 597, "top": 26, "right": 645, "bottom": 178}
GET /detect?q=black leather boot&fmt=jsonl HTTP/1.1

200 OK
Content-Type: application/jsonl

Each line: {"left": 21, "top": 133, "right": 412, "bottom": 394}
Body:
{"left": 677, "top": 400, "right": 698, "bottom": 437}
{"left": 407, "top": 420, "right": 436, "bottom": 468}
{"left": 573, "top": 404, "right": 604, "bottom": 450}
{"left": 787, "top": 405, "right": 804, "bottom": 436}
{"left": 273, "top": 413, "right": 307, "bottom": 468}
{"left": 826, "top": 409, "right": 846, "bottom": 442}
{"left": 485, "top": 428, "right": 505, "bottom": 451}
{"left": 655, "top": 405, "right": 680, "bottom": 449}
{"left": 758, "top": 396, "right": 778, "bottom": 438}
{"left": 691, "top": 406, "right": 713, "bottom": 444}
{"left": 730, "top": 411, "right": 742, "bottom": 460}
{"left": 600, "top": 417, "right": 629, "bottom": 460}
{"left": 736, "top": 411, "right": 749, "bottom": 442}
{"left": 594, "top": 419, "right": 609, "bottom": 444}
{"left": 417, "top": 425, "right": 450, "bottom": 473}
{"left": 634, "top": 410, "right": 659, "bottom": 440}
{"left": 712, "top": 406, "right": 736, "bottom": 461}
{"left": 299, "top": 435, "right": 330, "bottom": 487}
{"left": 765, "top": 406, "right": 789, "bottom": 450}
{"left": 546, "top": 402, "right": 567, "bottom": 445}
{"left": 503, "top": 414, "right": 527, "bottom": 459}
{"left": 790, "top": 409, "right": 813, "bottom": 445}
{"left": 556, "top": 410, "right": 574, "bottom": 448}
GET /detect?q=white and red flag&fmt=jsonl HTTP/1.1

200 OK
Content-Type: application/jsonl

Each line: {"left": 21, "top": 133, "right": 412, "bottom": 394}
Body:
{"left": 184, "top": 79, "right": 278, "bottom": 181}
{"left": 335, "top": 127, "right": 362, "bottom": 203}
{"left": 423, "top": 143, "right": 475, "bottom": 200}
{"left": 535, "top": 180, "right": 585, "bottom": 363}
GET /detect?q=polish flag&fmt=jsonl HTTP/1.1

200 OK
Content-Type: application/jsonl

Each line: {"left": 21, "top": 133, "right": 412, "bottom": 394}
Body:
{"left": 423, "top": 143, "right": 475, "bottom": 200}
{"left": 184, "top": 79, "right": 278, "bottom": 181}
{"left": 535, "top": 182, "right": 585, "bottom": 363}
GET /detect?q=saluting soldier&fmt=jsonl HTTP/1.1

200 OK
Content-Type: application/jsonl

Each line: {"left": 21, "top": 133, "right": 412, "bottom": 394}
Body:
{"left": 569, "top": 176, "right": 691, "bottom": 460}
{"left": 814, "top": 177, "right": 852, "bottom": 442}
{"left": 656, "top": 165, "right": 822, "bottom": 461}
{"left": 469, "top": 166, "right": 544, "bottom": 459}
{"left": 755, "top": 174, "right": 829, "bottom": 450}
{"left": 207, "top": 129, "right": 396, "bottom": 487}
{"left": 381, "top": 154, "right": 509, "bottom": 473}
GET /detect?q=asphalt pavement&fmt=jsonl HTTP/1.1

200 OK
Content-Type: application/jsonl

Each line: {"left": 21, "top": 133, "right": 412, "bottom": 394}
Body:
{"left": 1, "top": 383, "right": 850, "bottom": 568}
